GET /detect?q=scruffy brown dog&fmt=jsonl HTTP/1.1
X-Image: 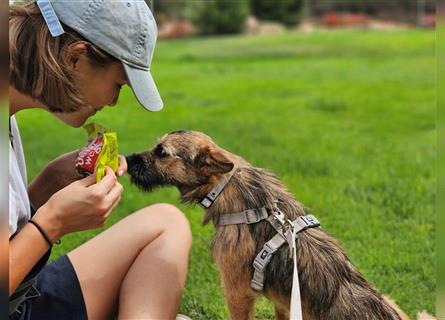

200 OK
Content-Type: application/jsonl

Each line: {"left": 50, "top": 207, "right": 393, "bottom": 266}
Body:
{"left": 126, "top": 130, "right": 417, "bottom": 320}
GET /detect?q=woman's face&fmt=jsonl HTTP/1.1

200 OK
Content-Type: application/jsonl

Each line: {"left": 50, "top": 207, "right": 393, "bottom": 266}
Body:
{"left": 54, "top": 48, "right": 129, "bottom": 127}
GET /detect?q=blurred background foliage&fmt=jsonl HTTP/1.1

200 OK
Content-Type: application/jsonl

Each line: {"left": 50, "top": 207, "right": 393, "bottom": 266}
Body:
{"left": 146, "top": 0, "right": 435, "bottom": 36}
{"left": 188, "top": 0, "right": 250, "bottom": 35}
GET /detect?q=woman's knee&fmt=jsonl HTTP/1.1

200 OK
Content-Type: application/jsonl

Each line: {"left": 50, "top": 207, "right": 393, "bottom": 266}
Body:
{"left": 136, "top": 203, "right": 192, "bottom": 248}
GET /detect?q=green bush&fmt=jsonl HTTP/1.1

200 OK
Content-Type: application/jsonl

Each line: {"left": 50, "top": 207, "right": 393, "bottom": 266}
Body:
{"left": 152, "top": 0, "right": 187, "bottom": 19}
{"left": 250, "top": 0, "right": 306, "bottom": 26}
{"left": 190, "top": 0, "right": 249, "bottom": 35}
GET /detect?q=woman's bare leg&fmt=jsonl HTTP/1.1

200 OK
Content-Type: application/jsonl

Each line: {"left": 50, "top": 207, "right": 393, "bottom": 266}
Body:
{"left": 67, "top": 203, "right": 192, "bottom": 319}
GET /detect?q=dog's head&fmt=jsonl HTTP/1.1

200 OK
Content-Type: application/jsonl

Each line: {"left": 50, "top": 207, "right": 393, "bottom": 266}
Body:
{"left": 126, "top": 130, "right": 235, "bottom": 195}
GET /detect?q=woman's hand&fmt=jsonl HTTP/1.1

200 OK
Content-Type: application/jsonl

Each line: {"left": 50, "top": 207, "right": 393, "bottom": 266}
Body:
{"left": 28, "top": 152, "right": 128, "bottom": 209}
{"left": 116, "top": 155, "right": 128, "bottom": 177}
{"left": 33, "top": 167, "right": 124, "bottom": 242}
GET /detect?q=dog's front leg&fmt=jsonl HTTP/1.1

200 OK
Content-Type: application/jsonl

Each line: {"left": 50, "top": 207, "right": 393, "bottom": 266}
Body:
{"left": 223, "top": 284, "right": 256, "bottom": 320}
{"left": 219, "top": 269, "right": 256, "bottom": 320}
{"left": 274, "top": 306, "right": 289, "bottom": 320}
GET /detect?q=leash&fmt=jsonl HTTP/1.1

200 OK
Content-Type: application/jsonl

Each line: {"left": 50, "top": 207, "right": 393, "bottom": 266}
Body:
{"left": 200, "top": 169, "right": 321, "bottom": 320}
{"left": 290, "top": 228, "right": 301, "bottom": 320}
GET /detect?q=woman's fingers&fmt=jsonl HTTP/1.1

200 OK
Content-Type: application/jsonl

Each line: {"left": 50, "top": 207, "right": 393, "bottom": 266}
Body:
{"left": 104, "top": 195, "right": 122, "bottom": 219}
{"left": 106, "top": 181, "right": 124, "bottom": 204}
{"left": 102, "top": 182, "right": 123, "bottom": 219}
{"left": 90, "top": 167, "right": 117, "bottom": 194}
{"left": 117, "top": 155, "right": 128, "bottom": 177}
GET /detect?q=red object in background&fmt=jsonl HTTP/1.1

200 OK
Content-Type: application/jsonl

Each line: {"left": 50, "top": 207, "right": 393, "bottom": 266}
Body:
{"left": 322, "top": 12, "right": 367, "bottom": 28}
{"left": 422, "top": 14, "right": 435, "bottom": 28}
{"left": 322, "top": 12, "right": 340, "bottom": 27}
{"left": 342, "top": 13, "right": 366, "bottom": 26}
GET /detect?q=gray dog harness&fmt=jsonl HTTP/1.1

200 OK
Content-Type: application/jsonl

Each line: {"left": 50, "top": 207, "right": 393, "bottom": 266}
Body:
{"left": 200, "top": 169, "right": 321, "bottom": 320}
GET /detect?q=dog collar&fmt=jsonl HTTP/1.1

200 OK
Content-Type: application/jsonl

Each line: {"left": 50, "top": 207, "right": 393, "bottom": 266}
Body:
{"left": 200, "top": 168, "right": 237, "bottom": 209}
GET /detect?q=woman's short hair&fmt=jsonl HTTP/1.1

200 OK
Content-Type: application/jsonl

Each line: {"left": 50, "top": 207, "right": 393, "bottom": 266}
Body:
{"left": 9, "top": 2, "right": 119, "bottom": 113}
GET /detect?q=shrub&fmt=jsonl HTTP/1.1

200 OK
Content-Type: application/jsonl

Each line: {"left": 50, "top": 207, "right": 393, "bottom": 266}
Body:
{"left": 250, "top": 0, "right": 306, "bottom": 26}
{"left": 190, "top": 0, "right": 249, "bottom": 35}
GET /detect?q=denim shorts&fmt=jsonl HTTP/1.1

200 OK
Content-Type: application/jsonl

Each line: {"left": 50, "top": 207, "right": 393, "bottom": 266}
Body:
{"left": 10, "top": 255, "right": 87, "bottom": 320}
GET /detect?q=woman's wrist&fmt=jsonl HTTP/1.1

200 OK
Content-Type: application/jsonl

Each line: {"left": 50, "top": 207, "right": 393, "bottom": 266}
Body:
{"left": 28, "top": 220, "right": 56, "bottom": 247}
{"left": 32, "top": 204, "right": 64, "bottom": 243}
{"left": 28, "top": 166, "right": 53, "bottom": 210}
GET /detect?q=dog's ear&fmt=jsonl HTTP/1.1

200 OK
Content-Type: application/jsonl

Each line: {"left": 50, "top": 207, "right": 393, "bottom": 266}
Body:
{"left": 196, "top": 147, "right": 234, "bottom": 176}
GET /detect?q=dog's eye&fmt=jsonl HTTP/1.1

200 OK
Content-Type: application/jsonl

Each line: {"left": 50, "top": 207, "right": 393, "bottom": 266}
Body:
{"left": 154, "top": 144, "right": 168, "bottom": 158}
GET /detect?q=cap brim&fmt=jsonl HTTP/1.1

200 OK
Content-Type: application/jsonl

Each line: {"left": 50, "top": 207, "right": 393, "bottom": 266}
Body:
{"left": 123, "top": 63, "right": 163, "bottom": 112}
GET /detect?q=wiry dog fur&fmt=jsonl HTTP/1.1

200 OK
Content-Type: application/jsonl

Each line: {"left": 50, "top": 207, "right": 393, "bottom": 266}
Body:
{"left": 126, "top": 130, "right": 427, "bottom": 320}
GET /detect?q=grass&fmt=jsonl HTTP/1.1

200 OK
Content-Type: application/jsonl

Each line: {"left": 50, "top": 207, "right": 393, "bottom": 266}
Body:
{"left": 16, "top": 29, "right": 435, "bottom": 319}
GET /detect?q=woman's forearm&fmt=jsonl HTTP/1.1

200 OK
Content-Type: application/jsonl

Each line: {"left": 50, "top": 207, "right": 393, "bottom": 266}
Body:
{"left": 9, "top": 206, "right": 60, "bottom": 295}
{"left": 28, "top": 151, "right": 80, "bottom": 210}
{"left": 28, "top": 167, "right": 54, "bottom": 210}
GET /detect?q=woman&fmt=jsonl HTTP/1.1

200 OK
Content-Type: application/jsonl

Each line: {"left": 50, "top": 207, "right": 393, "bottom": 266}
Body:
{"left": 9, "top": 1, "right": 192, "bottom": 319}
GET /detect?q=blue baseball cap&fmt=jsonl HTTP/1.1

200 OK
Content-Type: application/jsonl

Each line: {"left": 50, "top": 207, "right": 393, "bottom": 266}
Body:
{"left": 36, "top": 0, "right": 163, "bottom": 112}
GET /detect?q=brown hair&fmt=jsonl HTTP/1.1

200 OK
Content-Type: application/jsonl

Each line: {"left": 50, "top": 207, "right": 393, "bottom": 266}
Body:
{"left": 9, "top": 1, "right": 119, "bottom": 113}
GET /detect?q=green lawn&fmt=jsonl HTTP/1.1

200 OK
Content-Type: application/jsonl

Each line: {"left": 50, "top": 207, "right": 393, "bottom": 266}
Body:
{"left": 16, "top": 29, "right": 435, "bottom": 319}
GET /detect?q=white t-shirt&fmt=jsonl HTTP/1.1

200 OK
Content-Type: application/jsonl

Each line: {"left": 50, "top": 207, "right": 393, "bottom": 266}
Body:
{"left": 9, "top": 116, "right": 31, "bottom": 238}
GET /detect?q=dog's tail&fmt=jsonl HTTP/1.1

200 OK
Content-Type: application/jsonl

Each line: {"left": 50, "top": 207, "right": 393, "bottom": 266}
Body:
{"left": 383, "top": 296, "right": 436, "bottom": 320}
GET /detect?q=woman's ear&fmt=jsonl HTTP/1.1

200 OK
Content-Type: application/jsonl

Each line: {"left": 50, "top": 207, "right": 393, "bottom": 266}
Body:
{"left": 65, "top": 42, "right": 88, "bottom": 70}
{"left": 196, "top": 147, "right": 234, "bottom": 176}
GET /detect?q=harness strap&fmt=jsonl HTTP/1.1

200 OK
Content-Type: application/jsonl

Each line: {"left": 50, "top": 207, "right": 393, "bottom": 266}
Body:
{"left": 293, "top": 215, "right": 320, "bottom": 234}
{"left": 218, "top": 207, "right": 268, "bottom": 226}
{"left": 200, "top": 169, "right": 236, "bottom": 208}
{"left": 251, "top": 232, "right": 286, "bottom": 291}
{"left": 267, "top": 214, "right": 285, "bottom": 234}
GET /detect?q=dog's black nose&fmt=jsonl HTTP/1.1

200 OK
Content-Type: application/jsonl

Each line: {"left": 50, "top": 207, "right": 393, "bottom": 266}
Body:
{"left": 125, "top": 153, "right": 143, "bottom": 171}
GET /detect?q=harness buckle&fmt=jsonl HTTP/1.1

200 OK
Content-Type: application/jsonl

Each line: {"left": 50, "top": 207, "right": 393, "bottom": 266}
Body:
{"left": 251, "top": 277, "right": 264, "bottom": 292}
{"left": 244, "top": 210, "right": 257, "bottom": 224}
{"left": 200, "top": 196, "right": 213, "bottom": 209}
{"left": 301, "top": 215, "right": 320, "bottom": 227}
{"left": 273, "top": 209, "right": 286, "bottom": 226}
{"left": 285, "top": 223, "right": 297, "bottom": 258}
{"left": 294, "top": 215, "right": 321, "bottom": 231}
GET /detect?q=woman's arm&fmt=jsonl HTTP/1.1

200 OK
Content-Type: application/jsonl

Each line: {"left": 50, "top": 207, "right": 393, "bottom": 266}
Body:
{"left": 28, "top": 150, "right": 79, "bottom": 210}
{"left": 10, "top": 167, "right": 124, "bottom": 295}
{"left": 9, "top": 208, "right": 60, "bottom": 295}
